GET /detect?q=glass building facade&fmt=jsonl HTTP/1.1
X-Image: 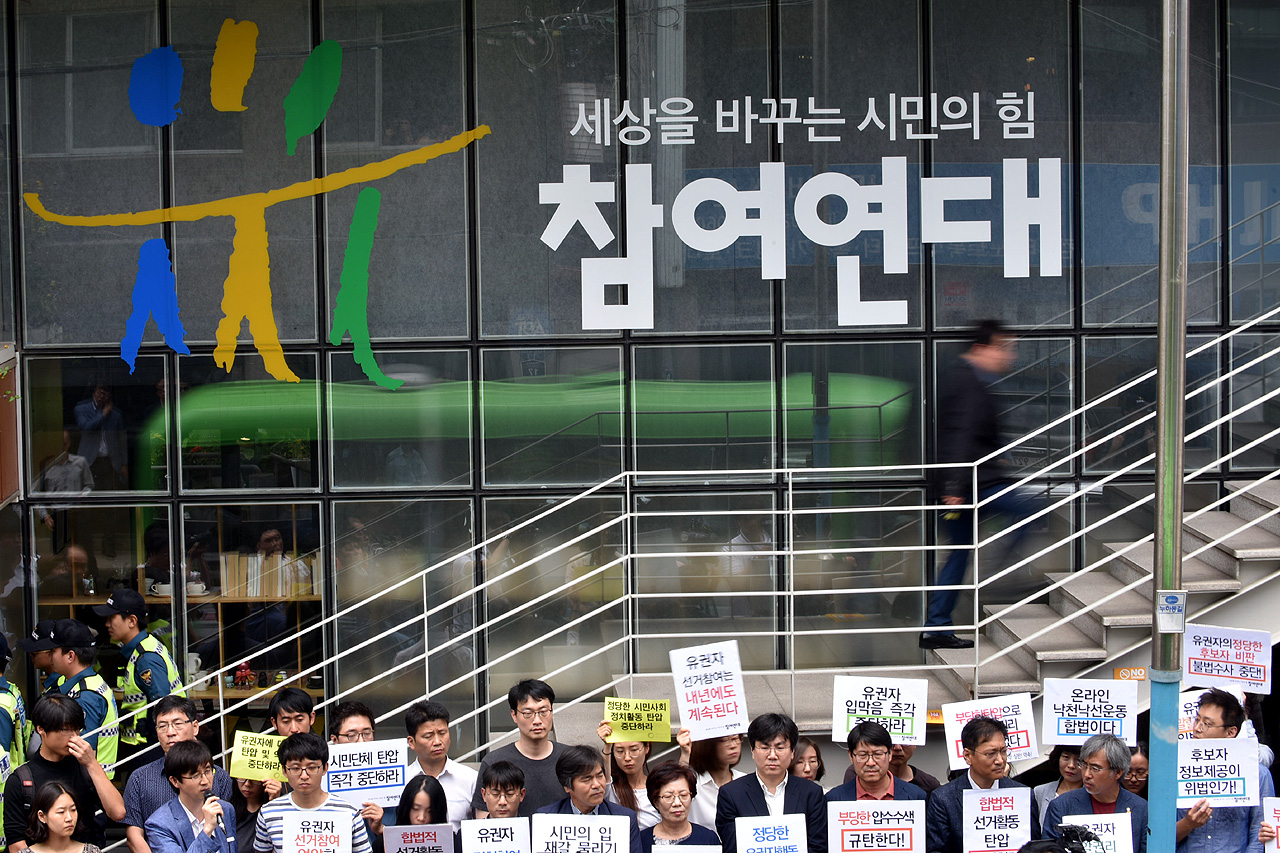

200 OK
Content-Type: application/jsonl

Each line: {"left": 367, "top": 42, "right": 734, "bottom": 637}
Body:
{"left": 3, "top": 0, "right": 1280, "bottom": 751}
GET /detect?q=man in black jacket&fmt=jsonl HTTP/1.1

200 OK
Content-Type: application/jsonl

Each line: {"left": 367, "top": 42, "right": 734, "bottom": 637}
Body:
{"left": 922, "top": 319, "right": 1035, "bottom": 650}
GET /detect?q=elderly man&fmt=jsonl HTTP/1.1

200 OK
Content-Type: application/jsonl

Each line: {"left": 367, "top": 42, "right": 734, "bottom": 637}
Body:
{"left": 826, "top": 721, "right": 927, "bottom": 802}
{"left": 1043, "top": 734, "right": 1147, "bottom": 853}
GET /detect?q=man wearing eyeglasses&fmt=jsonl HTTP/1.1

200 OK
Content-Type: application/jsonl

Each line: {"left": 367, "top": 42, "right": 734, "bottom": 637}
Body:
{"left": 253, "top": 733, "right": 372, "bottom": 853}
{"left": 826, "top": 721, "right": 927, "bottom": 803}
{"left": 124, "top": 696, "right": 234, "bottom": 853}
{"left": 1042, "top": 734, "right": 1147, "bottom": 853}
{"left": 1176, "top": 688, "right": 1273, "bottom": 853}
{"left": 715, "top": 713, "right": 826, "bottom": 853}
{"left": 144, "top": 740, "right": 237, "bottom": 853}
{"left": 471, "top": 679, "right": 567, "bottom": 817}
{"left": 926, "top": 715, "right": 1039, "bottom": 853}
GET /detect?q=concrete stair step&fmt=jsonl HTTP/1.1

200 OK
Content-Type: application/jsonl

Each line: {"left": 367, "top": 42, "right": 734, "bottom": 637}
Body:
{"left": 1227, "top": 480, "right": 1280, "bottom": 537}
{"left": 981, "top": 603, "right": 1108, "bottom": 677}
{"left": 1183, "top": 511, "right": 1280, "bottom": 573}
{"left": 1103, "top": 541, "right": 1240, "bottom": 593}
{"left": 928, "top": 645, "right": 1041, "bottom": 698}
{"left": 1046, "top": 571, "right": 1151, "bottom": 628}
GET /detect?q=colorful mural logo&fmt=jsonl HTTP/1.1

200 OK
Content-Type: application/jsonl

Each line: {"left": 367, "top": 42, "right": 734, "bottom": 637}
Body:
{"left": 24, "top": 19, "right": 490, "bottom": 390}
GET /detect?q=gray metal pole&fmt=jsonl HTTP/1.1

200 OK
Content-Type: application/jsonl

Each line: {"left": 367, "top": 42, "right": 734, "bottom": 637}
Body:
{"left": 1149, "top": 0, "right": 1189, "bottom": 849}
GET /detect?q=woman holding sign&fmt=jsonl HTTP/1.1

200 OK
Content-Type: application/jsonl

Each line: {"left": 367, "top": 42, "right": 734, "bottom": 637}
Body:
{"left": 598, "top": 721, "right": 660, "bottom": 828}
{"left": 640, "top": 764, "right": 719, "bottom": 853}
{"left": 679, "top": 729, "right": 745, "bottom": 829}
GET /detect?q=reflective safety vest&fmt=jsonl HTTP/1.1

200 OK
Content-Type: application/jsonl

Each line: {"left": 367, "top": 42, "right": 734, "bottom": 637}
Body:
{"left": 119, "top": 632, "right": 184, "bottom": 745}
{"left": 0, "top": 677, "right": 26, "bottom": 849}
{"left": 66, "top": 671, "right": 119, "bottom": 779}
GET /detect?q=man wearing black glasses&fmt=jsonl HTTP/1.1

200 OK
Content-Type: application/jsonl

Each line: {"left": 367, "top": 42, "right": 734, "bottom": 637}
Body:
{"left": 471, "top": 679, "right": 567, "bottom": 817}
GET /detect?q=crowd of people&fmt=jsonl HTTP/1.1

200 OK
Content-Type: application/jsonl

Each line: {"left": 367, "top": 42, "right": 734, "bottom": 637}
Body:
{"left": 0, "top": 610, "right": 1272, "bottom": 853}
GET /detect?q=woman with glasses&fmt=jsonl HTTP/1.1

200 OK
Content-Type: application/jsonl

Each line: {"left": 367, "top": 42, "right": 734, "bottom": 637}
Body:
{"left": 677, "top": 729, "right": 746, "bottom": 829}
{"left": 1031, "top": 744, "right": 1082, "bottom": 831}
{"left": 640, "top": 763, "right": 720, "bottom": 853}
{"left": 598, "top": 721, "right": 660, "bottom": 828}
{"left": 1121, "top": 742, "right": 1148, "bottom": 798}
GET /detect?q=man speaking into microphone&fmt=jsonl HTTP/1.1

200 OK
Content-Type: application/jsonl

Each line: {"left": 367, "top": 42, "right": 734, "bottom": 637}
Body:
{"left": 145, "top": 740, "right": 239, "bottom": 853}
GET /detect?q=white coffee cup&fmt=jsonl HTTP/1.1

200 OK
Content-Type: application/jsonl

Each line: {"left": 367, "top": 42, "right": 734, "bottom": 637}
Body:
{"left": 186, "top": 653, "right": 201, "bottom": 673}
{"left": 150, "top": 582, "right": 173, "bottom": 596}
{"left": 187, "top": 582, "right": 207, "bottom": 595}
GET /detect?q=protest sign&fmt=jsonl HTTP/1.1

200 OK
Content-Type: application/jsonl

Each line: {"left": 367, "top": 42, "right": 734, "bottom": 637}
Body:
{"left": 1177, "top": 738, "right": 1260, "bottom": 807}
{"left": 735, "top": 814, "right": 807, "bottom": 853}
{"left": 531, "top": 814, "right": 630, "bottom": 853}
{"left": 961, "top": 788, "right": 1030, "bottom": 853}
{"left": 1178, "top": 690, "right": 1202, "bottom": 740}
{"left": 282, "top": 810, "right": 352, "bottom": 853}
{"left": 827, "top": 799, "right": 924, "bottom": 853}
{"left": 1041, "top": 678, "right": 1138, "bottom": 745}
{"left": 324, "top": 739, "right": 410, "bottom": 807}
{"left": 230, "top": 730, "right": 287, "bottom": 783}
{"left": 941, "top": 694, "right": 1037, "bottom": 771}
{"left": 670, "top": 640, "right": 747, "bottom": 740}
{"left": 463, "top": 818, "right": 532, "bottom": 853}
{"left": 385, "top": 825, "right": 451, "bottom": 853}
{"left": 1264, "top": 798, "right": 1280, "bottom": 851}
{"left": 1055, "top": 812, "right": 1132, "bottom": 853}
{"left": 1182, "top": 623, "right": 1271, "bottom": 691}
{"left": 604, "top": 697, "right": 670, "bottom": 742}
{"left": 831, "top": 676, "right": 928, "bottom": 747}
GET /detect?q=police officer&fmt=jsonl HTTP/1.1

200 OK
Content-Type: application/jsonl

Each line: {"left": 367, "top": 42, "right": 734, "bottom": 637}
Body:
{"left": 0, "top": 633, "right": 27, "bottom": 788}
{"left": 94, "top": 589, "right": 183, "bottom": 756}
{"left": 47, "top": 619, "right": 119, "bottom": 779}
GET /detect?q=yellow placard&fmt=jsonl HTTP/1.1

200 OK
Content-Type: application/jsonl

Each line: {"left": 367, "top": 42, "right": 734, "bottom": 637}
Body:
{"left": 604, "top": 697, "right": 670, "bottom": 743}
{"left": 229, "top": 730, "right": 287, "bottom": 782}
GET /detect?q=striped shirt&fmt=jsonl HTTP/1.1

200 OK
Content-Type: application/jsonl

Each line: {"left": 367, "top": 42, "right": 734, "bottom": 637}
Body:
{"left": 252, "top": 794, "right": 372, "bottom": 853}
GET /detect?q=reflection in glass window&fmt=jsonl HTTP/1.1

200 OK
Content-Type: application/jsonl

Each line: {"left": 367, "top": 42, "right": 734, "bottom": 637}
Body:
{"left": 178, "top": 355, "right": 319, "bottom": 491}
{"left": 26, "top": 356, "right": 169, "bottom": 494}
{"left": 1229, "top": 335, "right": 1280, "bottom": 471}
{"left": 330, "top": 351, "right": 472, "bottom": 490}
{"left": 633, "top": 344, "right": 774, "bottom": 477}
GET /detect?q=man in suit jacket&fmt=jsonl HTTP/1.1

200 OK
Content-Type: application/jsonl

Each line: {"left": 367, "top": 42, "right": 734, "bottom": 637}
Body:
{"left": 143, "top": 740, "right": 237, "bottom": 853}
{"left": 74, "top": 382, "right": 129, "bottom": 488}
{"left": 716, "top": 714, "right": 825, "bottom": 853}
{"left": 826, "top": 721, "right": 927, "bottom": 803}
{"left": 535, "top": 744, "right": 640, "bottom": 853}
{"left": 1043, "top": 734, "right": 1147, "bottom": 853}
{"left": 926, "top": 716, "right": 1039, "bottom": 853}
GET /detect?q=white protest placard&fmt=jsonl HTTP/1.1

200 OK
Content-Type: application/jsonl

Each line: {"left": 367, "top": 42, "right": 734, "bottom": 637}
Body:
{"left": 735, "top": 814, "right": 807, "bottom": 853}
{"left": 463, "top": 818, "right": 531, "bottom": 853}
{"left": 282, "top": 810, "right": 352, "bottom": 853}
{"left": 1178, "top": 689, "right": 1202, "bottom": 740}
{"left": 941, "top": 694, "right": 1037, "bottom": 771}
{"left": 831, "top": 676, "right": 929, "bottom": 747}
{"left": 385, "top": 825, "right": 452, "bottom": 853}
{"left": 1182, "top": 623, "right": 1271, "bottom": 691}
{"left": 670, "top": 640, "right": 748, "bottom": 740}
{"left": 1177, "top": 738, "right": 1260, "bottom": 807}
{"left": 961, "top": 788, "right": 1030, "bottom": 853}
{"left": 1263, "top": 798, "right": 1280, "bottom": 851}
{"left": 1041, "top": 678, "right": 1138, "bottom": 745}
{"left": 324, "top": 739, "right": 410, "bottom": 807}
{"left": 1055, "top": 812, "right": 1133, "bottom": 853}
{"left": 531, "top": 813, "right": 629, "bottom": 853}
{"left": 827, "top": 799, "right": 924, "bottom": 853}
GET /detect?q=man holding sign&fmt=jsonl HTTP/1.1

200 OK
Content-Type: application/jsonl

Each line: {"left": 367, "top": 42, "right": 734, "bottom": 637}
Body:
{"left": 253, "top": 733, "right": 372, "bottom": 853}
{"left": 534, "top": 744, "right": 641, "bottom": 853}
{"left": 1176, "top": 688, "right": 1274, "bottom": 853}
{"left": 1042, "top": 734, "right": 1147, "bottom": 853}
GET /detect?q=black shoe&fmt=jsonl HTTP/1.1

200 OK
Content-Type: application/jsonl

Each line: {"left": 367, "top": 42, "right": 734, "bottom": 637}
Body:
{"left": 919, "top": 633, "right": 974, "bottom": 649}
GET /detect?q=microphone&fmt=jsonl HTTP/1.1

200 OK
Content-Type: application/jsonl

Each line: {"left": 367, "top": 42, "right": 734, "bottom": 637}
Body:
{"left": 204, "top": 790, "right": 233, "bottom": 841}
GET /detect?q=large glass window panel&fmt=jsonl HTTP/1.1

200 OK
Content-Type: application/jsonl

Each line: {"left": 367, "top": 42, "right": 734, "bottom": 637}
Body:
{"left": 19, "top": 4, "right": 163, "bottom": 346}
{"left": 633, "top": 343, "right": 774, "bottom": 477}
{"left": 933, "top": 337, "right": 1073, "bottom": 479}
{"left": 481, "top": 496, "right": 626, "bottom": 709}
{"left": 480, "top": 347, "right": 622, "bottom": 486}
{"left": 26, "top": 356, "right": 169, "bottom": 494}
{"left": 633, "top": 492, "right": 776, "bottom": 672}
{"left": 169, "top": 1, "right": 317, "bottom": 347}
{"left": 178, "top": 354, "right": 319, "bottom": 492}
{"left": 783, "top": 341, "right": 922, "bottom": 475}
{"left": 1228, "top": 334, "right": 1280, "bottom": 471}
{"left": 931, "top": 0, "right": 1073, "bottom": 329}
{"left": 324, "top": 2, "right": 469, "bottom": 340}
{"left": 1083, "top": 335, "right": 1219, "bottom": 474}
{"left": 625, "top": 0, "right": 773, "bottom": 334}
{"left": 332, "top": 499, "right": 476, "bottom": 752}
{"left": 1228, "top": 2, "right": 1280, "bottom": 323}
{"left": 790, "top": 489, "right": 926, "bottom": 669}
{"left": 474, "top": 3, "right": 619, "bottom": 338}
{"left": 330, "top": 351, "right": 472, "bottom": 490}
{"left": 1081, "top": 0, "right": 1219, "bottom": 326}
